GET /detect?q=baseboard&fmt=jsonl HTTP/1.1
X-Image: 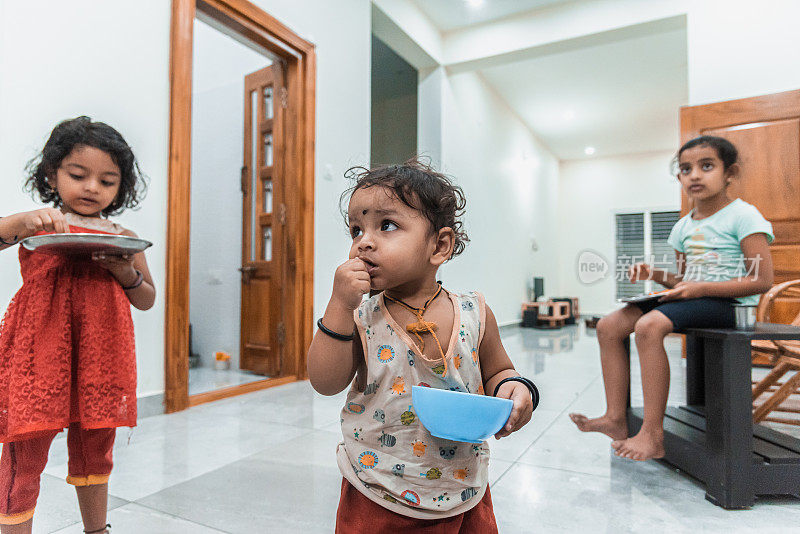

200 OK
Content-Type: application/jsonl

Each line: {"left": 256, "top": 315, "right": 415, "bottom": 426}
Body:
{"left": 137, "top": 392, "right": 165, "bottom": 419}
{"left": 499, "top": 320, "right": 523, "bottom": 333}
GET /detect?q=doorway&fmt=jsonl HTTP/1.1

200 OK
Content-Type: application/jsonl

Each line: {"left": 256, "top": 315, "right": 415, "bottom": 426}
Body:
{"left": 371, "top": 35, "right": 418, "bottom": 164}
{"left": 166, "top": 0, "right": 316, "bottom": 412}
{"left": 187, "top": 18, "right": 280, "bottom": 396}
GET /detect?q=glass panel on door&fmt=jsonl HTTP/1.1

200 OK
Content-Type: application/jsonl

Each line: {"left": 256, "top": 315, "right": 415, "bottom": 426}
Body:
{"left": 263, "top": 179, "right": 273, "bottom": 213}
{"left": 262, "top": 227, "right": 272, "bottom": 261}
{"left": 264, "top": 86, "right": 273, "bottom": 120}
{"left": 264, "top": 133, "right": 273, "bottom": 167}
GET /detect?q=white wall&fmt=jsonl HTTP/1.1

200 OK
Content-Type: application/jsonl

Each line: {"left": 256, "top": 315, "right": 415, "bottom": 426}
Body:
{"left": 0, "top": 0, "right": 171, "bottom": 397}
{"left": 687, "top": 0, "right": 800, "bottom": 105}
{"left": 439, "top": 72, "right": 560, "bottom": 325}
{"left": 557, "top": 151, "right": 681, "bottom": 315}
{"left": 372, "top": 0, "right": 443, "bottom": 66}
{"left": 417, "top": 66, "right": 445, "bottom": 168}
{"left": 189, "top": 19, "right": 270, "bottom": 369}
{"left": 0, "top": 0, "right": 371, "bottom": 403}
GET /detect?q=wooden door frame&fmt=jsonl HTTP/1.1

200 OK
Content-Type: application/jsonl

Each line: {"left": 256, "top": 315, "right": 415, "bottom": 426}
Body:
{"left": 166, "top": 0, "right": 315, "bottom": 412}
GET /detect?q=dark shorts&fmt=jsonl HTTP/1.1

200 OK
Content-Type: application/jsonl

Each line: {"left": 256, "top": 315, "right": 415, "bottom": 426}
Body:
{"left": 632, "top": 297, "right": 737, "bottom": 331}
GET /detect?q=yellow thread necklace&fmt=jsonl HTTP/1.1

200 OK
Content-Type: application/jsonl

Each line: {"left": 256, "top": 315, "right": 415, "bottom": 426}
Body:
{"left": 384, "top": 282, "right": 449, "bottom": 376}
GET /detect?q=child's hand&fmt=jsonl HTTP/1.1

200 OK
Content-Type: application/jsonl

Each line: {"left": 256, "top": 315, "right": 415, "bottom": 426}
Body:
{"left": 658, "top": 281, "right": 706, "bottom": 301}
{"left": 92, "top": 252, "right": 136, "bottom": 281}
{"left": 22, "top": 208, "right": 69, "bottom": 235}
{"left": 331, "top": 258, "right": 371, "bottom": 311}
{"left": 628, "top": 262, "right": 653, "bottom": 282}
{"left": 494, "top": 381, "right": 533, "bottom": 439}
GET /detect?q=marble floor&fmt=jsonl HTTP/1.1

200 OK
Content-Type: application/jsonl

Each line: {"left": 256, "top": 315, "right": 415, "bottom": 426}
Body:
{"left": 15, "top": 325, "right": 800, "bottom": 532}
{"left": 188, "top": 367, "right": 266, "bottom": 396}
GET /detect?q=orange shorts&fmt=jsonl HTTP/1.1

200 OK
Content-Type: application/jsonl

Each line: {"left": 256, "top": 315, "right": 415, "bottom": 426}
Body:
{"left": 335, "top": 478, "right": 498, "bottom": 533}
{"left": 0, "top": 423, "right": 115, "bottom": 525}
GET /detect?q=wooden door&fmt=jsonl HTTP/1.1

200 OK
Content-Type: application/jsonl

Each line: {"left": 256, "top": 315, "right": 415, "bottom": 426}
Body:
{"left": 240, "top": 63, "right": 286, "bottom": 376}
{"left": 680, "top": 89, "right": 800, "bottom": 324}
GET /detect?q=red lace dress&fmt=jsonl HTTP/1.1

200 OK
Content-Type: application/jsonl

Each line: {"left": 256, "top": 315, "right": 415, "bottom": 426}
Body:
{"left": 0, "top": 221, "right": 137, "bottom": 443}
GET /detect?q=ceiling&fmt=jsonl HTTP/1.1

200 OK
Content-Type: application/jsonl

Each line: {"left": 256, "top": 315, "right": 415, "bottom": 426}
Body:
{"left": 478, "top": 26, "right": 688, "bottom": 160}
{"left": 410, "top": 0, "right": 580, "bottom": 32}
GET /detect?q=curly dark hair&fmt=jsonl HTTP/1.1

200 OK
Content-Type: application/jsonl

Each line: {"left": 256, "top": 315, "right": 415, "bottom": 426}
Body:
{"left": 340, "top": 158, "right": 469, "bottom": 259}
{"left": 24, "top": 116, "right": 147, "bottom": 216}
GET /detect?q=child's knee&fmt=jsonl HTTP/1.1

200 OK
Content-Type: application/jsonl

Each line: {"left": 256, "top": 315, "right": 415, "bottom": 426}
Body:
{"left": 596, "top": 314, "right": 629, "bottom": 341}
{"left": 633, "top": 314, "right": 671, "bottom": 341}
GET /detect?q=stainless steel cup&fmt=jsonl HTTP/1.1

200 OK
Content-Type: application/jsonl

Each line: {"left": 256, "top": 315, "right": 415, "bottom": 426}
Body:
{"left": 733, "top": 304, "right": 757, "bottom": 330}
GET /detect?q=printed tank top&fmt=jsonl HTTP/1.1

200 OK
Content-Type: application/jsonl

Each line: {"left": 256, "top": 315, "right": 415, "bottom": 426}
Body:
{"left": 335, "top": 289, "right": 490, "bottom": 519}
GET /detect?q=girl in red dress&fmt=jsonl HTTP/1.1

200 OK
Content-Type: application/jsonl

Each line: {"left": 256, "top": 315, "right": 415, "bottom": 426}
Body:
{"left": 0, "top": 117, "right": 155, "bottom": 534}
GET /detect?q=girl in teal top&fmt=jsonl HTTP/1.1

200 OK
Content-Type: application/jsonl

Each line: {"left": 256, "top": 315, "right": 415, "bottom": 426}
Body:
{"left": 570, "top": 135, "right": 774, "bottom": 462}
{"left": 667, "top": 196, "right": 773, "bottom": 305}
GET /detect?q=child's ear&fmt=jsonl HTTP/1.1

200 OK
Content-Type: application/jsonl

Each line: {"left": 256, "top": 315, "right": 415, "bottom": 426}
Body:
{"left": 725, "top": 163, "right": 740, "bottom": 184}
{"left": 45, "top": 167, "right": 60, "bottom": 190}
{"left": 430, "top": 227, "right": 455, "bottom": 266}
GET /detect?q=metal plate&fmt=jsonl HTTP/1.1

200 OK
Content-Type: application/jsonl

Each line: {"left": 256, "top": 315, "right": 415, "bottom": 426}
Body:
{"left": 21, "top": 233, "right": 152, "bottom": 256}
{"left": 618, "top": 290, "right": 676, "bottom": 304}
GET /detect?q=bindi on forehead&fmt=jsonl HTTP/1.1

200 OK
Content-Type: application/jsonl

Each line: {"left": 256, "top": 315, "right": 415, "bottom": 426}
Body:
{"left": 349, "top": 186, "right": 420, "bottom": 220}
{"left": 352, "top": 207, "right": 398, "bottom": 217}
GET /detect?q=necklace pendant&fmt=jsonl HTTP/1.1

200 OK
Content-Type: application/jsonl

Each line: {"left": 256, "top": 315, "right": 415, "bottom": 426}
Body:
{"left": 406, "top": 320, "right": 438, "bottom": 334}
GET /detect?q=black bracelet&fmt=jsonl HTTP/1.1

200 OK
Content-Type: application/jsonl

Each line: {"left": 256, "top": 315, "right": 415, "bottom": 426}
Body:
{"left": 317, "top": 318, "right": 355, "bottom": 341}
{"left": 122, "top": 270, "right": 144, "bottom": 290}
{"left": 493, "top": 376, "right": 540, "bottom": 412}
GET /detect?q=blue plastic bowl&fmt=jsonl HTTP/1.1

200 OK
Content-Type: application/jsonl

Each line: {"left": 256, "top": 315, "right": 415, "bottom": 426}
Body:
{"left": 411, "top": 386, "right": 513, "bottom": 443}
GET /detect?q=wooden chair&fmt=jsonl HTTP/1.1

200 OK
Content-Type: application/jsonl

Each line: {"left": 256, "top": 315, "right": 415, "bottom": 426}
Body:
{"left": 751, "top": 280, "right": 799, "bottom": 364}
{"left": 751, "top": 279, "right": 800, "bottom": 425}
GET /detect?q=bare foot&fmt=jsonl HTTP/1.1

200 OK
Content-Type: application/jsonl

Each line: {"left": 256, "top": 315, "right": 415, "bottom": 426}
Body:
{"left": 611, "top": 430, "right": 665, "bottom": 461}
{"left": 569, "top": 413, "right": 628, "bottom": 441}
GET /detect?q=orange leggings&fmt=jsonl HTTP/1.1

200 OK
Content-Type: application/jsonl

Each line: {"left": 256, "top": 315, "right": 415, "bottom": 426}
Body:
{"left": 335, "top": 478, "right": 498, "bottom": 533}
{"left": 0, "top": 424, "right": 115, "bottom": 525}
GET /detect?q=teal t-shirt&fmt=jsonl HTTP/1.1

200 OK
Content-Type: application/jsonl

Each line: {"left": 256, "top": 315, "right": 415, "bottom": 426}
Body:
{"left": 667, "top": 199, "right": 774, "bottom": 305}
